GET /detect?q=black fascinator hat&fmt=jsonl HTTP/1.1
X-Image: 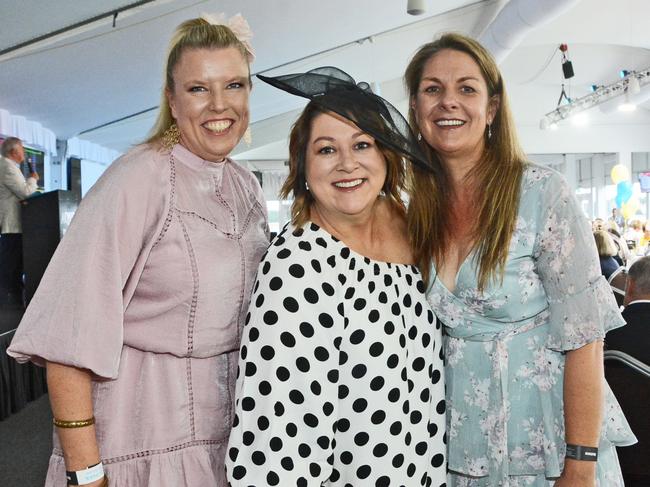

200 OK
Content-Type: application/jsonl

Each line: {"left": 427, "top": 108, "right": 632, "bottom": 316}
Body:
{"left": 257, "top": 67, "right": 431, "bottom": 171}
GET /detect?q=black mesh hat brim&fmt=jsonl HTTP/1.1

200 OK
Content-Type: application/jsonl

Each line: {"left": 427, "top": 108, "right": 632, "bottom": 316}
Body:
{"left": 257, "top": 67, "right": 431, "bottom": 172}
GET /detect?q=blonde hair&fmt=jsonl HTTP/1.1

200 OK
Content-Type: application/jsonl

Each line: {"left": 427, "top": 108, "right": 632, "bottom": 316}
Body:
{"left": 594, "top": 230, "right": 617, "bottom": 257}
{"left": 146, "top": 18, "right": 252, "bottom": 145}
{"left": 404, "top": 33, "right": 526, "bottom": 289}
{"left": 280, "top": 102, "right": 406, "bottom": 227}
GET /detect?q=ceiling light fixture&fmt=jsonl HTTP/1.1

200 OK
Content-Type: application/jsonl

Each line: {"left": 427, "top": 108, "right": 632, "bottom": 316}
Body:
{"left": 617, "top": 100, "right": 637, "bottom": 112}
{"left": 407, "top": 0, "right": 426, "bottom": 15}
{"left": 628, "top": 75, "right": 641, "bottom": 95}
{"left": 571, "top": 112, "right": 589, "bottom": 126}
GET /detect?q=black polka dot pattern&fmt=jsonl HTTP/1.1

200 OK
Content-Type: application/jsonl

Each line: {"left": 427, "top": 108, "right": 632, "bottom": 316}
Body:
{"left": 226, "top": 222, "right": 446, "bottom": 486}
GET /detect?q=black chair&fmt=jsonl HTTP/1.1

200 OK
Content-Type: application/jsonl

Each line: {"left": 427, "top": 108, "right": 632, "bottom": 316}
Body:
{"left": 604, "top": 350, "right": 650, "bottom": 486}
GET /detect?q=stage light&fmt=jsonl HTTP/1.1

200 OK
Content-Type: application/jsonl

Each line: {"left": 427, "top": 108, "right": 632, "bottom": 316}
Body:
{"left": 539, "top": 67, "right": 650, "bottom": 129}
{"left": 618, "top": 90, "right": 637, "bottom": 112}
{"left": 628, "top": 75, "right": 641, "bottom": 95}
{"left": 618, "top": 102, "right": 637, "bottom": 112}
{"left": 571, "top": 112, "right": 589, "bottom": 126}
{"left": 617, "top": 74, "right": 640, "bottom": 111}
{"left": 540, "top": 117, "right": 550, "bottom": 130}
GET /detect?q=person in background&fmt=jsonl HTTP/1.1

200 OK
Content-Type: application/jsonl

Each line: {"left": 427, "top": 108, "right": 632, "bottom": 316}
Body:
{"left": 606, "top": 255, "right": 650, "bottom": 364}
{"left": 604, "top": 255, "right": 650, "bottom": 487}
{"left": 594, "top": 230, "right": 623, "bottom": 278}
{"left": 405, "top": 32, "right": 635, "bottom": 486}
{"left": 591, "top": 217, "right": 605, "bottom": 232}
{"left": 641, "top": 221, "right": 650, "bottom": 254}
{"left": 0, "top": 137, "right": 38, "bottom": 306}
{"left": 227, "top": 67, "right": 447, "bottom": 486}
{"left": 609, "top": 207, "right": 625, "bottom": 229}
{"left": 606, "top": 223, "right": 632, "bottom": 267}
{"left": 624, "top": 219, "right": 643, "bottom": 254}
{"left": 8, "top": 14, "right": 268, "bottom": 486}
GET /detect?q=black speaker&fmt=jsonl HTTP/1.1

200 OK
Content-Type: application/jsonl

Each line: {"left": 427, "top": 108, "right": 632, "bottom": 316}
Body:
{"left": 562, "top": 60, "right": 574, "bottom": 79}
{"left": 21, "top": 190, "right": 79, "bottom": 305}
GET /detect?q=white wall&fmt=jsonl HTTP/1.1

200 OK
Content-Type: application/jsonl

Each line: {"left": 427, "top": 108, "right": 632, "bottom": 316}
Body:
{"left": 80, "top": 159, "right": 108, "bottom": 197}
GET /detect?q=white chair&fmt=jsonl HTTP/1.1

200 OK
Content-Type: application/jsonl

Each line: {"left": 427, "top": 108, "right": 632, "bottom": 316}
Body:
{"left": 607, "top": 266, "right": 627, "bottom": 307}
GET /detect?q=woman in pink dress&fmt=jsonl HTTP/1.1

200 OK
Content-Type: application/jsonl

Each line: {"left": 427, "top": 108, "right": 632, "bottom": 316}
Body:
{"left": 8, "top": 14, "right": 268, "bottom": 486}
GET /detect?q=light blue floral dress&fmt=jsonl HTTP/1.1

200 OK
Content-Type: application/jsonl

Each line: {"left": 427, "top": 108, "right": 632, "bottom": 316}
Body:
{"left": 427, "top": 164, "right": 636, "bottom": 486}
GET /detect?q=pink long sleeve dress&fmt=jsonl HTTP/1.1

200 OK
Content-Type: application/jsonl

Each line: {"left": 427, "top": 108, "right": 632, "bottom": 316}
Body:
{"left": 8, "top": 143, "right": 269, "bottom": 486}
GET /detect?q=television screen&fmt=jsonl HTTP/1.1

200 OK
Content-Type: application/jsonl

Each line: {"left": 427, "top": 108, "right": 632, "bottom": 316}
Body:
{"left": 639, "top": 172, "right": 650, "bottom": 193}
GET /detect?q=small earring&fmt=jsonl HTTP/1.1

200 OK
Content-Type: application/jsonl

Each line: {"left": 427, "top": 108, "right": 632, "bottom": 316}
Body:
{"left": 305, "top": 181, "right": 310, "bottom": 191}
{"left": 243, "top": 127, "right": 252, "bottom": 146}
{"left": 417, "top": 132, "right": 422, "bottom": 141}
{"left": 487, "top": 123, "right": 492, "bottom": 139}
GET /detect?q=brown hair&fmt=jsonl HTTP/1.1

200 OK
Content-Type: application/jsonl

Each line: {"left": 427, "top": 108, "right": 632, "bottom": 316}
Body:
{"left": 404, "top": 32, "right": 526, "bottom": 289}
{"left": 146, "top": 18, "right": 253, "bottom": 145}
{"left": 280, "top": 101, "right": 406, "bottom": 227}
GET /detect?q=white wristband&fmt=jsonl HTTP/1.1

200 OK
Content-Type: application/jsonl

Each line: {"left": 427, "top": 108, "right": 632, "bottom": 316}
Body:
{"left": 66, "top": 462, "right": 105, "bottom": 485}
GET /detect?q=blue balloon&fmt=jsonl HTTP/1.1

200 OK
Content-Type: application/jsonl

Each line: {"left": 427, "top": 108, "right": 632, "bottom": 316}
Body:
{"left": 616, "top": 193, "right": 624, "bottom": 208}
{"left": 616, "top": 181, "right": 633, "bottom": 205}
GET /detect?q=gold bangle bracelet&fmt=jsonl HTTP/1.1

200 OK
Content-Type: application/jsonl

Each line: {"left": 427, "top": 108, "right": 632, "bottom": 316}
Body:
{"left": 53, "top": 416, "right": 95, "bottom": 428}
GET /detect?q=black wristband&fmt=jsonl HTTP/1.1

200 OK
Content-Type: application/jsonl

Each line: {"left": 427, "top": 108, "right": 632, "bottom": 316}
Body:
{"left": 565, "top": 444, "right": 598, "bottom": 461}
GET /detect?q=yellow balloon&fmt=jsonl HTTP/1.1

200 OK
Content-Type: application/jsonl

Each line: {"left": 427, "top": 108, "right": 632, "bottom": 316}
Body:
{"left": 621, "top": 197, "right": 639, "bottom": 219}
{"left": 611, "top": 164, "right": 630, "bottom": 184}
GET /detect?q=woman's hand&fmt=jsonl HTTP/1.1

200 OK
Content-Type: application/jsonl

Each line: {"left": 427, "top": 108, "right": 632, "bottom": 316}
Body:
{"left": 554, "top": 459, "right": 596, "bottom": 486}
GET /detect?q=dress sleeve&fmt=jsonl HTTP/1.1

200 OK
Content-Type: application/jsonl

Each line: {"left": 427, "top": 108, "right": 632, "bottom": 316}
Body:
{"left": 7, "top": 147, "right": 169, "bottom": 378}
{"left": 533, "top": 171, "right": 625, "bottom": 352}
{"left": 227, "top": 233, "right": 342, "bottom": 486}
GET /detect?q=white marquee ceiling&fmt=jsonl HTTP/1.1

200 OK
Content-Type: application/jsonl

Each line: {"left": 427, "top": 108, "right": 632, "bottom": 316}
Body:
{"left": 0, "top": 0, "right": 648, "bottom": 163}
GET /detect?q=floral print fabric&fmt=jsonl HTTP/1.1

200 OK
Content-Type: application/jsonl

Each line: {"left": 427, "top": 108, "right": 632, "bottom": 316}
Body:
{"left": 427, "top": 164, "right": 636, "bottom": 486}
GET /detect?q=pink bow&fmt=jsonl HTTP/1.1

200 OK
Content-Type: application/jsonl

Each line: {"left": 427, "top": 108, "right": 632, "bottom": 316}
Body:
{"left": 200, "top": 13, "right": 255, "bottom": 61}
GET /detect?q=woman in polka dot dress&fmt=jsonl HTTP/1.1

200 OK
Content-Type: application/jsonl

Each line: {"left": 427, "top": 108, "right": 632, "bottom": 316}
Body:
{"left": 226, "top": 68, "right": 447, "bottom": 487}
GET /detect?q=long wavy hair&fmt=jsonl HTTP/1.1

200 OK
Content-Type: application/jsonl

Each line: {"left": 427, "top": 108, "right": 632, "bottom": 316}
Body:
{"left": 146, "top": 18, "right": 253, "bottom": 145}
{"left": 280, "top": 101, "right": 407, "bottom": 228}
{"left": 404, "top": 33, "right": 526, "bottom": 289}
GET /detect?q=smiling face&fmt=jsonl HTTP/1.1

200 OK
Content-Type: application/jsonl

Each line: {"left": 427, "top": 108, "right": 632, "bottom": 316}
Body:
{"left": 305, "top": 111, "right": 387, "bottom": 226}
{"left": 167, "top": 47, "right": 250, "bottom": 162}
{"left": 412, "top": 48, "right": 498, "bottom": 166}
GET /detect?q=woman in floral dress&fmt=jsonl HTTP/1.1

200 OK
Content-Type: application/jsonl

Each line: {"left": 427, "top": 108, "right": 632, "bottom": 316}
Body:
{"left": 404, "top": 33, "right": 635, "bottom": 486}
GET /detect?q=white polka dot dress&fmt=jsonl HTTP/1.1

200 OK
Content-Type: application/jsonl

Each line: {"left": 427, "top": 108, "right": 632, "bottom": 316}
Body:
{"left": 227, "top": 222, "right": 446, "bottom": 487}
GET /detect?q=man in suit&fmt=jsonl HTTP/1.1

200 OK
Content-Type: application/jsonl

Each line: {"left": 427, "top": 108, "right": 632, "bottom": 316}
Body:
{"left": 0, "top": 137, "right": 38, "bottom": 306}
{"left": 606, "top": 255, "right": 650, "bottom": 364}
{"left": 605, "top": 256, "right": 650, "bottom": 486}
{"left": 609, "top": 207, "right": 625, "bottom": 230}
